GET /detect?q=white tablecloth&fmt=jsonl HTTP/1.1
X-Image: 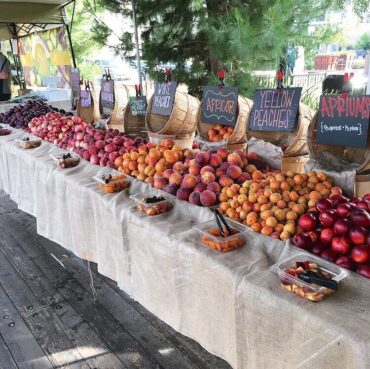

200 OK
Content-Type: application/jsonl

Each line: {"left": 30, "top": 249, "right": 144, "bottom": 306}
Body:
{"left": 0, "top": 127, "right": 369, "bottom": 369}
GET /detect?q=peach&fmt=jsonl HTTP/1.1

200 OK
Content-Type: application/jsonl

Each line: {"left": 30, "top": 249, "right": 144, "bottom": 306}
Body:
{"left": 195, "top": 152, "right": 209, "bottom": 166}
{"left": 220, "top": 162, "right": 230, "bottom": 171}
{"left": 207, "top": 182, "right": 221, "bottom": 193}
{"left": 226, "top": 165, "right": 242, "bottom": 180}
{"left": 236, "top": 172, "right": 251, "bottom": 184}
{"left": 163, "top": 169, "right": 174, "bottom": 179}
{"left": 209, "top": 154, "right": 223, "bottom": 168}
{"left": 176, "top": 188, "right": 191, "bottom": 201}
{"left": 169, "top": 172, "right": 183, "bottom": 186}
{"left": 215, "top": 168, "right": 226, "bottom": 178}
{"left": 217, "top": 147, "right": 228, "bottom": 160}
{"left": 201, "top": 171, "right": 216, "bottom": 185}
{"left": 189, "top": 191, "right": 201, "bottom": 205}
{"left": 181, "top": 174, "right": 198, "bottom": 189}
{"left": 149, "top": 148, "right": 161, "bottom": 160}
{"left": 188, "top": 164, "right": 201, "bottom": 176}
{"left": 163, "top": 183, "right": 179, "bottom": 195}
{"left": 128, "top": 161, "right": 138, "bottom": 171}
{"left": 194, "top": 183, "right": 207, "bottom": 193}
{"left": 271, "top": 231, "right": 281, "bottom": 239}
{"left": 161, "top": 138, "right": 174, "bottom": 149}
{"left": 200, "top": 190, "right": 217, "bottom": 207}
{"left": 145, "top": 176, "right": 154, "bottom": 184}
{"left": 173, "top": 161, "right": 186, "bottom": 174}
{"left": 247, "top": 151, "right": 258, "bottom": 161}
{"left": 155, "top": 161, "right": 166, "bottom": 173}
{"left": 163, "top": 150, "right": 178, "bottom": 164}
{"left": 154, "top": 176, "right": 168, "bottom": 189}
{"left": 227, "top": 153, "right": 243, "bottom": 167}
{"left": 219, "top": 175, "right": 234, "bottom": 187}
{"left": 200, "top": 165, "right": 215, "bottom": 175}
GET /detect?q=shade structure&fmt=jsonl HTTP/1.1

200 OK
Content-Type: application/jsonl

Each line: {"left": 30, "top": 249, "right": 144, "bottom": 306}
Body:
{"left": 0, "top": 0, "right": 74, "bottom": 41}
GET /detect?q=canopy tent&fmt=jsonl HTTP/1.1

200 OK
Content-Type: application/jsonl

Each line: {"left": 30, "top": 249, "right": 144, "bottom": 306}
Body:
{"left": 0, "top": 1, "right": 74, "bottom": 41}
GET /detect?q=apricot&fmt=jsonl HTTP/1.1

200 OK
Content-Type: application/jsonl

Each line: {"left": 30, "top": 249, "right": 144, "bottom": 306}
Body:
{"left": 261, "top": 210, "right": 274, "bottom": 220}
{"left": 280, "top": 231, "right": 291, "bottom": 240}
{"left": 252, "top": 170, "right": 263, "bottom": 180}
{"left": 317, "top": 172, "right": 327, "bottom": 181}
{"left": 242, "top": 201, "right": 253, "bottom": 212}
{"left": 249, "top": 193, "right": 258, "bottom": 203}
{"left": 264, "top": 189, "right": 273, "bottom": 198}
{"left": 250, "top": 183, "right": 261, "bottom": 193}
{"left": 219, "top": 175, "right": 234, "bottom": 188}
{"left": 219, "top": 193, "right": 229, "bottom": 202}
{"left": 270, "top": 193, "right": 282, "bottom": 204}
{"left": 260, "top": 203, "right": 272, "bottom": 212}
{"left": 283, "top": 223, "right": 296, "bottom": 235}
{"left": 286, "top": 170, "right": 295, "bottom": 178}
{"left": 293, "top": 174, "right": 304, "bottom": 185}
{"left": 286, "top": 211, "right": 298, "bottom": 221}
{"left": 274, "top": 209, "right": 286, "bottom": 222}
{"left": 331, "top": 186, "right": 343, "bottom": 195}
{"left": 277, "top": 200, "right": 286, "bottom": 209}
{"left": 246, "top": 216, "right": 258, "bottom": 226}
{"left": 266, "top": 216, "right": 278, "bottom": 228}
{"left": 309, "top": 191, "right": 321, "bottom": 200}
{"left": 261, "top": 226, "right": 273, "bottom": 236}
{"left": 292, "top": 204, "right": 305, "bottom": 215}
{"left": 275, "top": 174, "right": 285, "bottom": 182}
{"left": 289, "top": 191, "right": 299, "bottom": 202}
{"left": 251, "top": 223, "right": 262, "bottom": 232}
{"left": 237, "top": 194, "right": 247, "bottom": 205}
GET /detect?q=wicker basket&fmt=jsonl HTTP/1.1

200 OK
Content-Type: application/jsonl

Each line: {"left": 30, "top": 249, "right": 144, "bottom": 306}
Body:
{"left": 77, "top": 81, "right": 96, "bottom": 124}
{"left": 148, "top": 132, "right": 195, "bottom": 150}
{"left": 197, "top": 95, "right": 253, "bottom": 147}
{"left": 246, "top": 103, "right": 314, "bottom": 156}
{"left": 122, "top": 85, "right": 147, "bottom": 136}
{"left": 307, "top": 112, "right": 370, "bottom": 173}
{"left": 146, "top": 90, "right": 199, "bottom": 135}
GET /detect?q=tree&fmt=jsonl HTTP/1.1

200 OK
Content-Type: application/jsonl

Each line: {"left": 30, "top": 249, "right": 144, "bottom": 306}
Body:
{"left": 85, "top": 0, "right": 370, "bottom": 97}
{"left": 356, "top": 32, "right": 370, "bottom": 51}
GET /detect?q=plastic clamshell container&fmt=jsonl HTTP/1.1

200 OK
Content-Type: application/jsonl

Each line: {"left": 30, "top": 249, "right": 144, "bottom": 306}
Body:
{"left": 17, "top": 138, "right": 41, "bottom": 149}
{"left": 270, "top": 253, "right": 349, "bottom": 301}
{"left": 51, "top": 154, "right": 80, "bottom": 168}
{"left": 130, "top": 193, "right": 173, "bottom": 216}
{"left": 94, "top": 175, "right": 129, "bottom": 193}
{"left": 193, "top": 219, "right": 247, "bottom": 252}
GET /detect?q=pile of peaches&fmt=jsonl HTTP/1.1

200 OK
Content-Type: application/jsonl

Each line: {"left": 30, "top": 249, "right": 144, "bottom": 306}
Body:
{"left": 218, "top": 163, "right": 341, "bottom": 241}
{"left": 115, "top": 139, "right": 254, "bottom": 207}
{"left": 207, "top": 124, "right": 234, "bottom": 142}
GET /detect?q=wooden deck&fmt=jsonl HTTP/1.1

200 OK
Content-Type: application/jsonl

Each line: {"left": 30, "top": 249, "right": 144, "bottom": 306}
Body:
{"left": 0, "top": 191, "right": 232, "bottom": 369}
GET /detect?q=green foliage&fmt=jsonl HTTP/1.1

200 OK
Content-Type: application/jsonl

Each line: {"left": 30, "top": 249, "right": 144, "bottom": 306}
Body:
{"left": 356, "top": 32, "right": 370, "bottom": 50}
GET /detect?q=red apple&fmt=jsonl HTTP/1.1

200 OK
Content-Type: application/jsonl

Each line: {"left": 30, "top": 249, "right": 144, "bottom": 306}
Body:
{"left": 292, "top": 232, "right": 312, "bottom": 249}
{"left": 357, "top": 264, "right": 370, "bottom": 279}
{"left": 307, "top": 230, "right": 320, "bottom": 243}
{"left": 311, "top": 241, "right": 327, "bottom": 255}
{"left": 351, "top": 245, "right": 370, "bottom": 264}
{"left": 348, "top": 197, "right": 361, "bottom": 204}
{"left": 298, "top": 213, "right": 318, "bottom": 232}
{"left": 315, "top": 198, "right": 333, "bottom": 213}
{"left": 331, "top": 236, "right": 351, "bottom": 255}
{"left": 320, "top": 249, "right": 337, "bottom": 263}
{"left": 329, "top": 194, "right": 348, "bottom": 206}
{"left": 336, "top": 203, "right": 352, "bottom": 218}
{"left": 351, "top": 209, "right": 370, "bottom": 227}
{"left": 320, "top": 228, "right": 335, "bottom": 245}
{"left": 356, "top": 200, "right": 370, "bottom": 211}
{"left": 335, "top": 256, "right": 355, "bottom": 271}
{"left": 362, "top": 193, "right": 370, "bottom": 202}
{"left": 349, "top": 226, "right": 368, "bottom": 245}
{"left": 333, "top": 219, "right": 351, "bottom": 236}
{"left": 319, "top": 210, "right": 338, "bottom": 228}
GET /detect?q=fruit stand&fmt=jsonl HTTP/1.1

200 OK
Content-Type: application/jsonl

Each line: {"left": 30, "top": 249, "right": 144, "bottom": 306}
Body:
{"left": 0, "top": 121, "right": 370, "bottom": 369}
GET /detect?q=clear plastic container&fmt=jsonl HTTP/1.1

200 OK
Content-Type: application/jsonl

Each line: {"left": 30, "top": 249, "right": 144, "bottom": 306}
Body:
{"left": 193, "top": 219, "right": 247, "bottom": 252}
{"left": 94, "top": 174, "right": 130, "bottom": 193}
{"left": 130, "top": 193, "right": 173, "bottom": 216}
{"left": 270, "top": 253, "right": 350, "bottom": 302}
{"left": 0, "top": 126, "right": 11, "bottom": 136}
{"left": 51, "top": 153, "right": 80, "bottom": 168}
{"left": 17, "top": 137, "right": 42, "bottom": 149}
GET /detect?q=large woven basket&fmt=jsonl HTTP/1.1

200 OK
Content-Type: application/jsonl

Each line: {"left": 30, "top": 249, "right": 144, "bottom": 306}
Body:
{"left": 146, "top": 90, "right": 199, "bottom": 135}
{"left": 197, "top": 95, "right": 253, "bottom": 146}
{"left": 246, "top": 103, "right": 314, "bottom": 156}
{"left": 307, "top": 112, "right": 370, "bottom": 173}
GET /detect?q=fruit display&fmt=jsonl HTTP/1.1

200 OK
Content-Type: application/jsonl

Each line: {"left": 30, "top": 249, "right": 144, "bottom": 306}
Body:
{"left": 0, "top": 99, "right": 72, "bottom": 129}
{"left": 194, "top": 218, "right": 247, "bottom": 252}
{"left": 293, "top": 193, "right": 370, "bottom": 278}
{"left": 207, "top": 124, "right": 234, "bottom": 142}
{"left": 116, "top": 141, "right": 260, "bottom": 207}
{"left": 17, "top": 137, "right": 42, "bottom": 149}
{"left": 218, "top": 166, "right": 339, "bottom": 241}
{"left": 52, "top": 153, "right": 80, "bottom": 169}
{"left": 130, "top": 194, "right": 173, "bottom": 216}
{"left": 270, "top": 253, "right": 349, "bottom": 302}
{"left": 28, "top": 112, "right": 146, "bottom": 167}
{"left": 97, "top": 174, "right": 130, "bottom": 193}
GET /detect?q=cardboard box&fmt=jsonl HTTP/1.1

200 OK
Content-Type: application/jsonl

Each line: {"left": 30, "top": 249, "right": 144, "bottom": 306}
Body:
{"left": 355, "top": 174, "right": 370, "bottom": 197}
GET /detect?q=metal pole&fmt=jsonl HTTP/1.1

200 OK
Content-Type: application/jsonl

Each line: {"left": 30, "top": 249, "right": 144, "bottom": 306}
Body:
{"left": 62, "top": 6, "right": 77, "bottom": 68}
{"left": 131, "top": 0, "right": 143, "bottom": 86}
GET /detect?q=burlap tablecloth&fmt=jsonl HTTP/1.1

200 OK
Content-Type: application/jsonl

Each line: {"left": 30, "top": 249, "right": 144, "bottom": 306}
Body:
{"left": 0, "top": 128, "right": 370, "bottom": 369}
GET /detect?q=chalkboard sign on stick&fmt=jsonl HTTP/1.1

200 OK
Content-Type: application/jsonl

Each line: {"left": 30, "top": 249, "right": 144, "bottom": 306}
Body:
{"left": 80, "top": 90, "right": 92, "bottom": 108}
{"left": 249, "top": 87, "right": 302, "bottom": 132}
{"left": 201, "top": 86, "right": 238, "bottom": 126}
{"left": 316, "top": 94, "right": 370, "bottom": 148}
{"left": 151, "top": 81, "right": 177, "bottom": 116}
{"left": 130, "top": 96, "right": 147, "bottom": 116}
{"left": 101, "top": 80, "right": 115, "bottom": 110}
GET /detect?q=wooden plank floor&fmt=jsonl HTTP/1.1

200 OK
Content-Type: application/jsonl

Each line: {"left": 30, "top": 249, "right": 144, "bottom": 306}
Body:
{"left": 0, "top": 191, "right": 232, "bottom": 369}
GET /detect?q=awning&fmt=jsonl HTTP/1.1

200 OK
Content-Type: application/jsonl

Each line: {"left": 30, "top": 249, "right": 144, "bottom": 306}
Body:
{"left": 0, "top": 0, "right": 74, "bottom": 40}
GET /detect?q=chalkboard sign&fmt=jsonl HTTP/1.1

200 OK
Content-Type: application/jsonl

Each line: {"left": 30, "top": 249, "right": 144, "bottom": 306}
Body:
{"left": 71, "top": 68, "right": 80, "bottom": 109}
{"left": 249, "top": 87, "right": 302, "bottom": 132}
{"left": 151, "top": 81, "right": 177, "bottom": 116}
{"left": 130, "top": 96, "right": 147, "bottom": 116}
{"left": 201, "top": 86, "right": 238, "bottom": 126}
{"left": 316, "top": 94, "right": 370, "bottom": 148}
{"left": 100, "top": 80, "right": 115, "bottom": 110}
{"left": 80, "top": 90, "right": 92, "bottom": 108}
